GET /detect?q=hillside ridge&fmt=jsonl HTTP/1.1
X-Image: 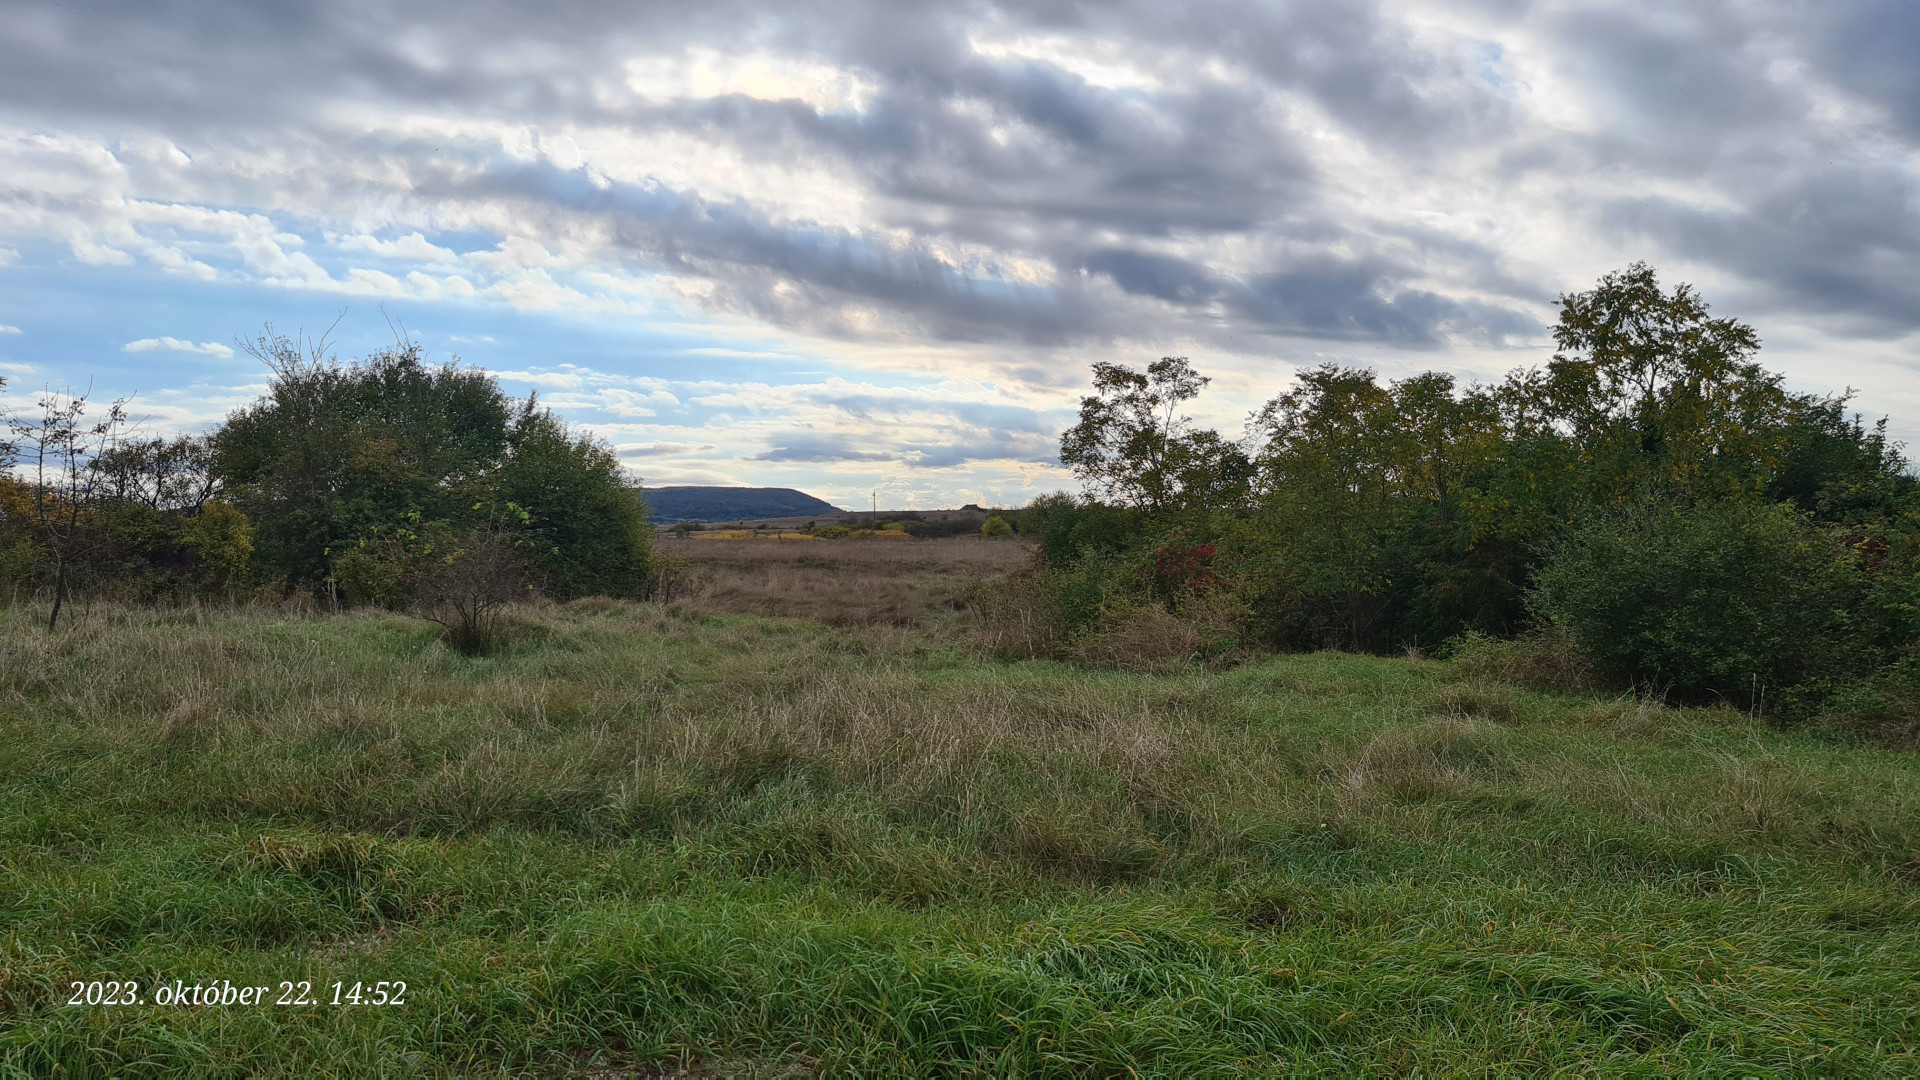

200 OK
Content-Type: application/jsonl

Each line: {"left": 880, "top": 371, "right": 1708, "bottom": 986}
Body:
{"left": 644, "top": 485, "right": 843, "bottom": 523}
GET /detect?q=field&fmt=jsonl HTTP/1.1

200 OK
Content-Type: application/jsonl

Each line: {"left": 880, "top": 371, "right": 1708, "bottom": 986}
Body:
{"left": 657, "top": 535, "right": 1031, "bottom": 627}
{"left": 3, "top": 540, "right": 1920, "bottom": 1074}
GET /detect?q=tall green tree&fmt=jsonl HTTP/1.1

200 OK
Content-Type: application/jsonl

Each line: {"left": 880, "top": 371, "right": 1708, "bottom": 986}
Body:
{"left": 1501, "top": 261, "right": 1797, "bottom": 507}
{"left": 1059, "top": 357, "right": 1252, "bottom": 515}
{"left": 1242, "top": 366, "right": 1515, "bottom": 649}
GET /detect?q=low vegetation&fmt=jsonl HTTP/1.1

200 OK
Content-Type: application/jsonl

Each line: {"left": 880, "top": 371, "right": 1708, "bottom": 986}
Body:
{"left": 0, "top": 326, "right": 651, "bottom": 652}
{"left": 3, "top": 592, "right": 1917, "bottom": 1073}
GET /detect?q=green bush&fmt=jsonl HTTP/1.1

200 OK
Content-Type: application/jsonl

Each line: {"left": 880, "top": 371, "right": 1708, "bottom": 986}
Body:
{"left": 213, "top": 335, "right": 650, "bottom": 600}
{"left": 1531, "top": 498, "right": 1861, "bottom": 698}
{"left": 1017, "top": 493, "right": 1144, "bottom": 568}
{"left": 981, "top": 514, "right": 1013, "bottom": 538}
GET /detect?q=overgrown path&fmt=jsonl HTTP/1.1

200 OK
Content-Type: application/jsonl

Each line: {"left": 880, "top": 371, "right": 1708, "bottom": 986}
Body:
{"left": 3, "top": 604, "right": 1917, "bottom": 1073}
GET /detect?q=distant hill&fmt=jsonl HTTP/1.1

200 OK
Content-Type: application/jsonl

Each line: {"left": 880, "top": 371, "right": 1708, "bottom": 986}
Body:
{"left": 643, "top": 486, "right": 842, "bottom": 523}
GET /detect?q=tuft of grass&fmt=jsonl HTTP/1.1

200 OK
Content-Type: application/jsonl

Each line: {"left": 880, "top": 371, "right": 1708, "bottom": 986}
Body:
{"left": 1450, "top": 625, "right": 1601, "bottom": 694}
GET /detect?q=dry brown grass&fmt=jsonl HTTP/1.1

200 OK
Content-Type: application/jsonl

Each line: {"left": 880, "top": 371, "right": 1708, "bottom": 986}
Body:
{"left": 660, "top": 535, "right": 1033, "bottom": 627}
{"left": 1073, "top": 603, "right": 1208, "bottom": 670}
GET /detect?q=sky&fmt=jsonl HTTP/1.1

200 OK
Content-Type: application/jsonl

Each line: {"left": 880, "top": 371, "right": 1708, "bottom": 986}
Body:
{"left": 1, "top": 1, "right": 1917, "bottom": 511}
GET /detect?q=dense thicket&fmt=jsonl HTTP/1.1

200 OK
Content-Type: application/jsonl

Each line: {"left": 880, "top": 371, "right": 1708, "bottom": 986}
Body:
{"left": 0, "top": 331, "right": 652, "bottom": 629}
{"left": 215, "top": 331, "right": 652, "bottom": 602}
{"left": 1021, "top": 264, "right": 1920, "bottom": 707}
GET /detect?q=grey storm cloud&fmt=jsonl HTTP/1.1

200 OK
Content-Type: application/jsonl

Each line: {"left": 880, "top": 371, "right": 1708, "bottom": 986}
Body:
{"left": 3, "top": 0, "right": 1919, "bottom": 345}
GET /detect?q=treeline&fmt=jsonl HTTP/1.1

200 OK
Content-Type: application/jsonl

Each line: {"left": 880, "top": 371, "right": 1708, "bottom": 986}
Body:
{"left": 0, "top": 329, "right": 651, "bottom": 647}
{"left": 999, "top": 264, "right": 1920, "bottom": 716}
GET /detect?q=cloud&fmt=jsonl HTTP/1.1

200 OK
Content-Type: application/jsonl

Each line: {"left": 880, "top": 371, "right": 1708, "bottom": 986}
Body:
{"left": 618, "top": 441, "right": 718, "bottom": 456}
{"left": 335, "top": 231, "right": 460, "bottom": 263}
{"left": 0, "top": 323, "right": 20, "bottom": 334}
{"left": 123, "top": 337, "right": 235, "bottom": 358}
{"left": 0, "top": 0, "right": 1563, "bottom": 349}
{"left": 752, "top": 437, "right": 897, "bottom": 463}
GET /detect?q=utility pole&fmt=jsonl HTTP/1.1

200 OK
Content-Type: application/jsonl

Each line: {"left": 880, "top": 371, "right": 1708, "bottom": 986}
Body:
{"left": 871, "top": 489, "right": 878, "bottom": 521}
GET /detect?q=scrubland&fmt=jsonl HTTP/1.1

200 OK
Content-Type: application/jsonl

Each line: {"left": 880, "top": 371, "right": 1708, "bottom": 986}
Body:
{"left": 2, "top": 543, "right": 1918, "bottom": 1075}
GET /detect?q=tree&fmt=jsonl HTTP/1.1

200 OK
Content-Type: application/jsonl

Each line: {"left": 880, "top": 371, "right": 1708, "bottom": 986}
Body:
{"left": 5, "top": 387, "right": 133, "bottom": 629}
{"left": 94, "top": 435, "right": 219, "bottom": 513}
{"left": 1243, "top": 365, "right": 1516, "bottom": 649}
{"left": 1059, "top": 357, "right": 1251, "bottom": 514}
{"left": 1501, "top": 262, "right": 1796, "bottom": 505}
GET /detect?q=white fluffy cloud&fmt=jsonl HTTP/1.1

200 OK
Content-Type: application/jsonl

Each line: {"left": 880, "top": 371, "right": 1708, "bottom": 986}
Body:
{"left": 123, "top": 337, "right": 235, "bottom": 358}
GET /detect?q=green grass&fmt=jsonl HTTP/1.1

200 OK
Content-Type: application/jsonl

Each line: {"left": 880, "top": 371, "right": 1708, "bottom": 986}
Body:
{"left": 2, "top": 602, "right": 1918, "bottom": 1075}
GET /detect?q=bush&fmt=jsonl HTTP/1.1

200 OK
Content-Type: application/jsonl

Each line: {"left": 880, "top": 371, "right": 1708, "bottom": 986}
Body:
{"left": 1017, "top": 494, "right": 1145, "bottom": 568}
{"left": 1817, "top": 655, "right": 1920, "bottom": 748}
{"left": 331, "top": 547, "right": 415, "bottom": 609}
{"left": 1073, "top": 591, "right": 1248, "bottom": 670}
{"left": 214, "top": 334, "right": 651, "bottom": 600}
{"left": 970, "top": 555, "right": 1247, "bottom": 667}
{"left": 411, "top": 530, "right": 544, "bottom": 655}
{"left": 981, "top": 514, "right": 1013, "bottom": 538}
{"left": 1531, "top": 498, "right": 1861, "bottom": 699}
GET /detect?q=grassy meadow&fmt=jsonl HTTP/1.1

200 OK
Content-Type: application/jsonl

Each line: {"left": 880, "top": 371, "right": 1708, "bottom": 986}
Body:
{"left": 2, "top": 539, "right": 1919, "bottom": 1075}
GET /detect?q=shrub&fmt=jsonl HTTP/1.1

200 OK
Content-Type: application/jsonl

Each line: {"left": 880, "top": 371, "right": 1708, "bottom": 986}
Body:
{"left": 971, "top": 557, "right": 1247, "bottom": 667}
{"left": 331, "top": 547, "right": 415, "bottom": 609}
{"left": 1017, "top": 493, "right": 1144, "bottom": 568}
{"left": 636, "top": 552, "right": 692, "bottom": 603}
{"left": 1530, "top": 498, "right": 1861, "bottom": 699}
{"left": 1814, "top": 655, "right": 1920, "bottom": 749}
{"left": 214, "top": 332, "right": 651, "bottom": 600}
{"left": 981, "top": 514, "right": 1013, "bottom": 538}
{"left": 181, "top": 501, "right": 254, "bottom": 591}
{"left": 411, "top": 530, "right": 544, "bottom": 655}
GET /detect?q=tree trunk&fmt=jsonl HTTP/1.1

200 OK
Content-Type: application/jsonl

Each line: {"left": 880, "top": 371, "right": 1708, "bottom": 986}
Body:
{"left": 47, "top": 555, "right": 65, "bottom": 632}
